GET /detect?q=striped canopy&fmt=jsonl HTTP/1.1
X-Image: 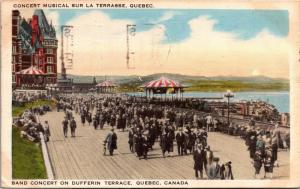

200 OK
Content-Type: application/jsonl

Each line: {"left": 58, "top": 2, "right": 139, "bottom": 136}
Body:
{"left": 96, "top": 80, "right": 117, "bottom": 87}
{"left": 16, "top": 66, "right": 44, "bottom": 75}
{"left": 142, "top": 76, "right": 183, "bottom": 88}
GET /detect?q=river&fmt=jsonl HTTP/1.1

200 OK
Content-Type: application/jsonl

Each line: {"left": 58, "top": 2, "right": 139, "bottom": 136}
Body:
{"left": 126, "top": 91, "right": 290, "bottom": 113}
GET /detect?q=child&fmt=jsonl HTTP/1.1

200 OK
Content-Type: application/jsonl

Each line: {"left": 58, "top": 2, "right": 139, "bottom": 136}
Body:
{"left": 264, "top": 147, "right": 274, "bottom": 179}
{"left": 253, "top": 150, "right": 263, "bottom": 179}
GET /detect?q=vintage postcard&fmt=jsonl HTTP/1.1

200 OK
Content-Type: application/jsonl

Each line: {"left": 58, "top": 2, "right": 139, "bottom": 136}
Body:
{"left": 1, "top": 0, "right": 300, "bottom": 188}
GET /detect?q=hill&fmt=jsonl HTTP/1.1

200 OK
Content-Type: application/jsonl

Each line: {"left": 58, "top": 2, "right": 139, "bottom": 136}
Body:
{"left": 58, "top": 73, "right": 289, "bottom": 92}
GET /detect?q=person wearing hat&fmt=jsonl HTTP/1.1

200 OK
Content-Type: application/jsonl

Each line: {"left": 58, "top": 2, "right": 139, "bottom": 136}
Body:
{"left": 70, "top": 117, "right": 77, "bottom": 137}
{"left": 43, "top": 120, "right": 51, "bottom": 142}
{"left": 160, "top": 129, "right": 172, "bottom": 158}
{"left": 220, "top": 161, "right": 234, "bottom": 180}
{"left": 141, "top": 131, "right": 149, "bottom": 159}
{"left": 104, "top": 128, "right": 118, "bottom": 156}
{"left": 249, "top": 135, "right": 257, "bottom": 159}
{"left": 193, "top": 143, "right": 206, "bottom": 179}
{"left": 253, "top": 150, "right": 263, "bottom": 179}
{"left": 176, "top": 128, "right": 186, "bottom": 156}
{"left": 62, "top": 116, "right": 69, "bottom": 137}
{"left": 207, "top": 157, "right": 221, "bottom": 180}
{"left": 128, "top": 127, "right": 134, "bottom": 152}
{"left": 263, "top": 146, "right": 274, "bottom": 179}
{"left": 204, "top": 145, "right": 214, "bottom": 170}
{"left": 135, "top": 129, "right": 144, "bottom": 159}
{"left": 205, "top": 114, "right": 213, "bottom": 132}
{"left": 271, "top": 130, "right": 280, "bottom": 167}
{"left": 80, "top": 111, "right": 86, "bottom": 126}
{"left": 187, "top": 128, "right": 196, "bottom": 154}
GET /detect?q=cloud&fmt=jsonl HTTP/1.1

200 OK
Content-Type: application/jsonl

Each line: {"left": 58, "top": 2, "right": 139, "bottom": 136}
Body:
{"left": 58, "top": 12, "right": 290, "bottom": 78}
{"left": 252, "top": 70, "right": 260, "bottom": 76}
{"left": 161, "top": 16, "right": 290, "bottom": 78}
{"left": 155, "top": 11, "right": 178, "bottom": 23}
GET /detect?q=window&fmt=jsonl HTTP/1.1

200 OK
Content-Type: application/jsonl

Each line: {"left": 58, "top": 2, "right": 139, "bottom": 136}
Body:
{"left": 47, "top": 66, "right": 52, "bottom": 73}
{"left": 47, "top": 57, "right": 53, "bottom": 63}
{"left": 12, "top": 45, "right": 17, "bottom": 53}
{"left": 46, "top": 49, "right": 53, "bottom": 54}
{"left": 12, "top": 56, "right": 16, "bottom": 63}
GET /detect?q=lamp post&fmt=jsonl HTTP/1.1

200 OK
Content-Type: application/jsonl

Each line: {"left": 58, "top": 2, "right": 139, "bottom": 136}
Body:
{"left": 224, "top": 90, "right": 234, "bottom": 125}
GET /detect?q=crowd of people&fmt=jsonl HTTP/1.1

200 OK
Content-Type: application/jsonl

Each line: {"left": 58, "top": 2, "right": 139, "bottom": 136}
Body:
{"left": 14, "top": 105, "right": 51, "bottom": 142}
{"left": 12, "top": 90, "right": 48, "bottom": 105}
{"left": 44, "top": 93, "right": 289, "bottom": 180}
{"left": 11, "top": 90, "right": 290, "bottom": 180}
{"left": 56, "top": 93, "right": 236, "bottom": 180}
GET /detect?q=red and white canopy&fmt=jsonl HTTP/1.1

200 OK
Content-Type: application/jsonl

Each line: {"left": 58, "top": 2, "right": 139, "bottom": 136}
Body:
{"left": 142, "top": 76, "right": 183, "bottom": 88}
{"left": 16, "top": 66, "right": 45, "bottom": 75}
{"left": 96, "top": 80, "right": 117, "bottom": 87}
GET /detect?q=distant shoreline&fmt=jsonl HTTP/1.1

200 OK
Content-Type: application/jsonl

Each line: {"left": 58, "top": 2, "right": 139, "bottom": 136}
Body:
{"left": 118, "top": 89, "right": 290, "bottom": 93}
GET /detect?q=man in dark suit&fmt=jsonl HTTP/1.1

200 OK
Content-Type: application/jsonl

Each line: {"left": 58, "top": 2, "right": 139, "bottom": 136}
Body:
{"left": 105, "top": 128, "right": 118, "bottom": 156}
{"left": 70, "top": 117, "right": 77, "bottom": 137}
{"left": 62, "top": 117, "right": 69, "bottom": 137}
{"left": 193, "top": 144, "right": 206, "bottom": 179}
{"left": 176, "top": 128, "right": 186, "bottom": 155}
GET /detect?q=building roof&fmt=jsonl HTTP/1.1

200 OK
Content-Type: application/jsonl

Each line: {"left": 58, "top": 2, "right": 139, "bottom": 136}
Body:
{"left": 142, "top": 76, "right": 184, "bottom": 88}
{"left": 33, "top": 9, "right": 56, "bottom": 39}
{"left": 33, "top": 34, "right": 43, "bottom": 49}
{"left": 20, "top": 19, "right": 32, "bottom": 34}
{"left": 17, "top": 10, "right": 57, "bottom": 55}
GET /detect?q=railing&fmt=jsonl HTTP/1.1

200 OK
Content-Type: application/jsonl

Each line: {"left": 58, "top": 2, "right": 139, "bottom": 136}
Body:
{"left": 39, "top": 132, "right": 55, "bottom": 179}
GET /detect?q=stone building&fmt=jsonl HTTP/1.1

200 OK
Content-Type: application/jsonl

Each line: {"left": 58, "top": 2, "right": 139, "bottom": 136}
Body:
{"left": 12, "top": 9, "right": 58, "bottom": 88}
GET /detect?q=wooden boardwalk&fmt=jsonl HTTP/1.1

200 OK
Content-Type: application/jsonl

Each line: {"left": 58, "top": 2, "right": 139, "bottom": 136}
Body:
{"left": 39, "top": 111, "right": 290, "bottom": 180}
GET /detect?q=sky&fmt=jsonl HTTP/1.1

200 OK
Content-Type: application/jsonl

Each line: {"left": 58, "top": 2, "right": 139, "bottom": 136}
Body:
{"left": 20, "top": 9, "right": 290, "bottom": 78}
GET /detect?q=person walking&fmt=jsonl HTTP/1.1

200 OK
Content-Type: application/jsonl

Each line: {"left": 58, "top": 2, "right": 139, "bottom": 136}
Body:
{"left": 141, "top": 131, "right": 149, "bottom": 160}
{"left": 81, "top": 113, "right": 86, "bottom": 126}
{"left": 253, "top": 150, "right": 263, "bottom": 179}
{"left": 93, "top": 115, "right": 98, "bottom": 130}
{"left": 70, "top": 117, "right": 77, "bottom": 137}
{"left": 176, "top": 128, "right": 186, "bottom": 156}
{"left": 160, "top": 130, "right": 170, "bottom": 158}
{"left": 193, "top": 144, "right": 206, "bottom": 179}
{"left": 205, "top": 114, "right": 213, "bottom": 132}
{"left": 128, "top": 127, "right": 134, "bottom": 152}
{"left": 135, "top": 131, "right": 144, "bottom": 159}
{"left": 62, "top": 117, "right": 69, "bottom": 138}
{"left": 207, "top": 157, "right": 221, "bottom": 180}
{"left": 220, "top": 161, "right": 234, "bottom": 180}
{"left": 43, "top": 121, "right": 51, "bottom": 142}
{"left": 87, "top": 112, "right": 92, "bottom": 126}
{"left": 205, "top": 146, "right": 214, "bottom": 168}
{"left": 271, "top": 131, "right": 279, "bottom": 167}
{"left": 105, "top": 128, "right": 118, "bottom": 156}
{"left": 264, "top": 146, "right": 274, "bottom": 179}
{"left": 249, "top": 135, "right": 257, "bottom": 159}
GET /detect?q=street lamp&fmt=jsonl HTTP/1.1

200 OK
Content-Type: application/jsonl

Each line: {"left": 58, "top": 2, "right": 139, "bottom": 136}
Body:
{"left": 224, "top": 90, "right": 234, "bottom": 125}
